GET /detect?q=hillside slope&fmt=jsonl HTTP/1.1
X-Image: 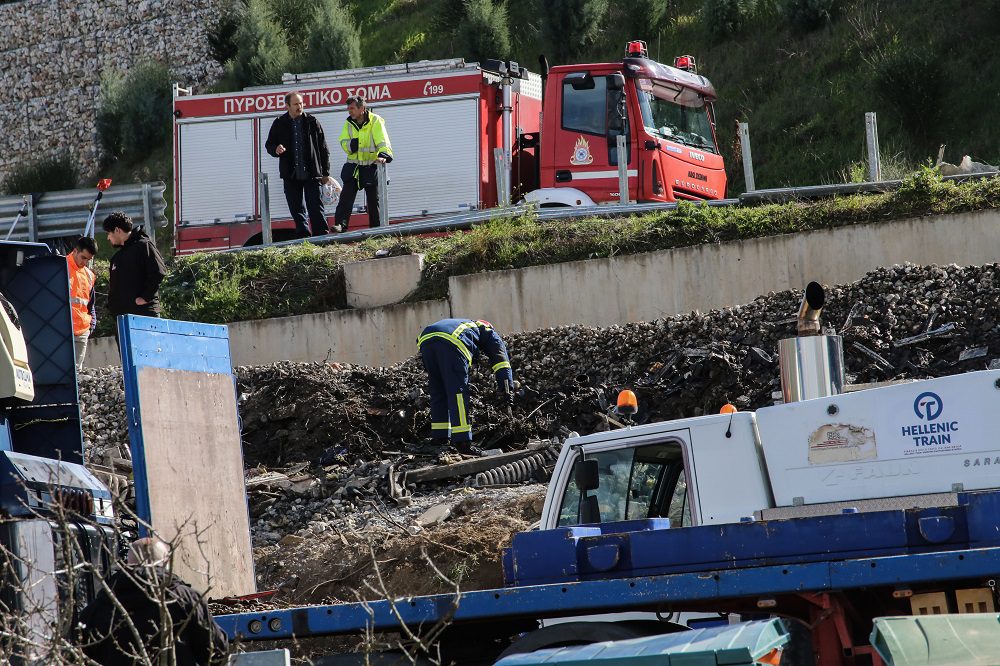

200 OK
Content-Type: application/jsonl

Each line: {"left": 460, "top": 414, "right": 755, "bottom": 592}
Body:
{"left": 346, "top": 0, "right": 1000, "bottom": 189}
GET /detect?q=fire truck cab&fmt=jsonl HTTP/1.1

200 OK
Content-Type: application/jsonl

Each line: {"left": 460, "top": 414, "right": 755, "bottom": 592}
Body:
{"left": 528, "top": 41, "right": 726, "bottom": 207}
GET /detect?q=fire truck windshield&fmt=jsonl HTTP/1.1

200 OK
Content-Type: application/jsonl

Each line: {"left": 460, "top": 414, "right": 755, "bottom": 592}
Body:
{"left": 636, "top": 78, "right": 718, "bottom": 154}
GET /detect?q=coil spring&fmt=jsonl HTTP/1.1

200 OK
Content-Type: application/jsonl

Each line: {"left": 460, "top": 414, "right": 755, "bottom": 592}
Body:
{"left": 474, "top": 448, "right": 559, "bottom": 486}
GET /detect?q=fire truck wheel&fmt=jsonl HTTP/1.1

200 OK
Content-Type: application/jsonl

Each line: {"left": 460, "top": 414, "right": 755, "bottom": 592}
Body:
{"left": 243, "top": 229, "right": 302, "bottom": 247}
{"left": 496, "top": 620, "right": 687, "bottom": 659}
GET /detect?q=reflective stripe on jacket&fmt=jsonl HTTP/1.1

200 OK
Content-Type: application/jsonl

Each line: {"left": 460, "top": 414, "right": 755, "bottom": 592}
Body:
{"left": 339, "top": 112, "right": 393, "bottom": 166}
{"left": 67, "top": 254, "right": 96, "bottom": 337}
{"left": 417, "top": 318, "right": 513, "bottom": 388}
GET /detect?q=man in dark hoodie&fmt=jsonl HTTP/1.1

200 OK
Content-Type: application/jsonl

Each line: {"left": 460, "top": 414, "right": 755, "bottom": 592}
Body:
{"left": 77, "top": 537, "right": 229, "bottom": 665}
{"left": 103, "top": 211, "right": 167, "bottom": 344}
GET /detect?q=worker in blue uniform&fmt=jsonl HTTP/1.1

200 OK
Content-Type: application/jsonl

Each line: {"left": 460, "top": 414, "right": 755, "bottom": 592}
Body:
{"left": 417, "top": 318, "right": 514, "bottom": 451}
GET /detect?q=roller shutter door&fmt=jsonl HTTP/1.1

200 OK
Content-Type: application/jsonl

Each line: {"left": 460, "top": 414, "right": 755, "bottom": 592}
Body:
{"left": 178, "top": 120, "right": 255, "bottom": 225}
{"left": 258, "top": 97, "right": 481, "bottom": 221}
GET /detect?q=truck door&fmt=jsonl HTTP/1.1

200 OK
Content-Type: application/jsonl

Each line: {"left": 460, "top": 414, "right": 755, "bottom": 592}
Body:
{"left": 554, "top": 441, "right": 692, "bottom": 528}
{"left": 549, "top": 73, "right": 635, "bottom": 203}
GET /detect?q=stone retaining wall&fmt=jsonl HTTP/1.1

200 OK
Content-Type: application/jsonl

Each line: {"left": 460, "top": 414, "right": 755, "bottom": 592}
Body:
{"left": 1, "top": 0, "right": 222, "bottom": 183}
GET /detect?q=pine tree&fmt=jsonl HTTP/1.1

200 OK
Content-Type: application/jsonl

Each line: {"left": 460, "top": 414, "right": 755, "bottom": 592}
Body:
{"left": 456, "top": 0, "right": 512, "bottom": 62}
{"left": 227, "top": 0, "right": 291, "bottom": 88}
{"left": 540, "top": 0, "right": 609, "bottom": 63}
{"left": 301, "top": 0, "right": 363, "bottom": 73}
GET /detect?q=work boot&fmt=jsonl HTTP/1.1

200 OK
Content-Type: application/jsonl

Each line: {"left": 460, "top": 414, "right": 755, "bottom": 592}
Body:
{"left": 454, "top": 440, "right": 482, "bottom": 456}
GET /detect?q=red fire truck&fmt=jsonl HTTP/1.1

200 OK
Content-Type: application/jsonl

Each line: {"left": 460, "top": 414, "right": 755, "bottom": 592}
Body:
{"left": 171, "top": 42, "right": 726, "bottom": 255}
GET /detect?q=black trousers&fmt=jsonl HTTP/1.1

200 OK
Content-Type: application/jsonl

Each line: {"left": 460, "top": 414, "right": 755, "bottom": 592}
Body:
{"left": 282, "top": 177, "right": 328, "bottom": 237}
{"left": 334, "top": 163, "right": 380, "bottom": 229}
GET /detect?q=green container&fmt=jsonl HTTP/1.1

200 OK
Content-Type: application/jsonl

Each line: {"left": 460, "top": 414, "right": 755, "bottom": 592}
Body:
{"left": 872, "top": 614, "right": 1000, "bottom": 665}
{"left": 494, "top": 619, "right": 788, "bottom": 665}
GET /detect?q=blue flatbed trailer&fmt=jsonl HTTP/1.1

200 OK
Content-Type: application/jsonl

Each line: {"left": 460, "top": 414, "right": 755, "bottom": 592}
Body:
{"left": 218, "top": 489, "right": 1000, "bottom": 664}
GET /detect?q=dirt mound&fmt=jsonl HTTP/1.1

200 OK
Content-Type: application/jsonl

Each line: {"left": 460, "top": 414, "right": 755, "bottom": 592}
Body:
{"left": 252, "top": 487, "right": 546, "bottom": 606}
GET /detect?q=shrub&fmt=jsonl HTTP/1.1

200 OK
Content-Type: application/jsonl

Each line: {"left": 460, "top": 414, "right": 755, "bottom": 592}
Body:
{"left": 783, "top": 0, "right": 839, "bottom": 32}
{"left": 266, "top": 0, "right": 316, "bottom": 58}
{"left": 225, "top": 0, "right": 291, "bottom": 89}
{"left": 873, "top": 44, "right": 945, "bottom": 140}
{"left": 701, "top": 0, "right": 757, "bottom": 38}
{"left": 96, "top": 60, "right": 173, "bottom": 163}
{"left": 455, "top": 0, "right": 512, "bottom": 62}
{"left": 300, "top": 0, "right": 362, "bottom": 73}
{"left": 433, "top": 0, "right": 467, "bottom": 35}
{"left": 540, "top": 0, "right": 609, "bottom": 62}
{"left": 206, "top": 3, "right": 245, "bottom": 66}
{"left": 1, "top": 153, "right": 80, "bottom": 195}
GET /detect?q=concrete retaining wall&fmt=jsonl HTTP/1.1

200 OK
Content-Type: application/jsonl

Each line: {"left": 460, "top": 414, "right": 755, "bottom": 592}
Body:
{"left": 86, "top": 209, "right": 1000, "bottom": 367}
{"left": 449, "top": 209, "right": 1000, "bottom": 332}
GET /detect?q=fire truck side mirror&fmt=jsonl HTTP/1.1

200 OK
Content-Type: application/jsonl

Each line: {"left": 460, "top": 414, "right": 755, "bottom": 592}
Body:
{"left": 519, "top": 133, "right": 539, "bottom": 149}
{"left": 607, "top": 73, "right": 625, "bottom": 92}
{"left": 566, "top": 72, "right": 595, "bottom": 91}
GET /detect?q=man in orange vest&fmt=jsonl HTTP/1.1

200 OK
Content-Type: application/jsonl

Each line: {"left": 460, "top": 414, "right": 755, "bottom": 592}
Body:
{"left": 67, "top": 236, "right": 98, "bottom": 369}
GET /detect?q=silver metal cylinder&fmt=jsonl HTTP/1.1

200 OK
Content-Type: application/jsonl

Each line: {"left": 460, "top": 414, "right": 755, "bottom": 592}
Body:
{"left": 779, "top": 335, "right": 845, "bottom": 403}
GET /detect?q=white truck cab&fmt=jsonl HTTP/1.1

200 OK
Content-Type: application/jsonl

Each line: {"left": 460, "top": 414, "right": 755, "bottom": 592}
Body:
{"left": 540, "top": 412, "right": 773, "bottom": 530}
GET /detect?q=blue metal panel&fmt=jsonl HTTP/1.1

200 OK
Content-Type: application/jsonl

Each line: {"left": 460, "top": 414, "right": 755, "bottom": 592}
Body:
{"left": 217, "top": 534, "right": 1000, "bottom": 643}
{"left": 119, "top": 315, "right": 235, "bottom": 532}
{"left": 119, "top": 315, "right": 233, "bottom": 373}
{"left": 0, "top": 242, "right": 83, "bottom": 463}
{"left": 505, "top": 493, "right": 1000, "bottom": 589}
{"left": 958, "top": 491, "right": 1000, "bottom": 543}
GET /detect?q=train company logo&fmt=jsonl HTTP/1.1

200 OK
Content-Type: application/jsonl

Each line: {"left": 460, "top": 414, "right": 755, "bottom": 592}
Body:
{"left": 570, "top": 136, "right": 594, "bottom": 165}
{"left": 913, "top": 392, "right": 943, "bottom": 421}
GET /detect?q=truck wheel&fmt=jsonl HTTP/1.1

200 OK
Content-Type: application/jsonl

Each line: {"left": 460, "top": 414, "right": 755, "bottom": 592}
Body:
{"left": 496, "top": 620, "right": 687, "bottom": 660}
{"left": 243, "top": 229, "right": 301, "bottom": 246}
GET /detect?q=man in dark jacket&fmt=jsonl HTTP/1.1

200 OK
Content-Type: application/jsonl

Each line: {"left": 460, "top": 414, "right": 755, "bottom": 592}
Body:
{"left": 77, "top": 537, "right": 229, "bottom": 665}
{"left": 265, "top": 91, "right": 337, "bottom": 237}
{"left": 103, "top": 211, "right": 167, "bottom": 344}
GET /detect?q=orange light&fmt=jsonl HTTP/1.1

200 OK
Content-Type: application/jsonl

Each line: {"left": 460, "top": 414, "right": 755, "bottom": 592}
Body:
{"left": 720, "top": 403, "right": 737, "bottom": 414}
{"left": 758, "top": 648, "right": 782, "bottom": 665}
{"left": 96, "top": 178, "right": 112, "bottom": 191}
{"left": 616, "top": 389, "right": 638, "bottom": 415}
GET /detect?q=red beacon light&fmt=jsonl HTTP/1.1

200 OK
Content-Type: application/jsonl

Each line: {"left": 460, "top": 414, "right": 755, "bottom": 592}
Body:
{"left": 674, "top": 55, "right": 697, "bottom": 73}
{"left": 626, "top": 40, "right": 648, "bottom": 59}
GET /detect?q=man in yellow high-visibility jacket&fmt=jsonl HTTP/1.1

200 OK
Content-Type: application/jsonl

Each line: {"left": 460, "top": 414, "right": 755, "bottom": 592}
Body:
{"left": 333, "top": 95, "right": 393, "bottom": 231}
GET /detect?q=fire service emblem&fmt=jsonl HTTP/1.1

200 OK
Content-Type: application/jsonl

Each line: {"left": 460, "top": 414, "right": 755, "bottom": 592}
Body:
{"left": 570, "top": 136, "right": 594, "bottom": 165}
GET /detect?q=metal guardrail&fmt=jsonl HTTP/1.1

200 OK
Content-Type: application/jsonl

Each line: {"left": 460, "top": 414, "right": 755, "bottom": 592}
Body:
{"left": 0, "top": 183, "right": 167, "bottom": 244}
{"left": 225, "top": 169, "right": 1000, "bottom": 253}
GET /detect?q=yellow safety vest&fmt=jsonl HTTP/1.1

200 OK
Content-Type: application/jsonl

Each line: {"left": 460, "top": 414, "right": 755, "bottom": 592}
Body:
{"left": 339, "top": 112, "right": 393, "bottom": 166}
